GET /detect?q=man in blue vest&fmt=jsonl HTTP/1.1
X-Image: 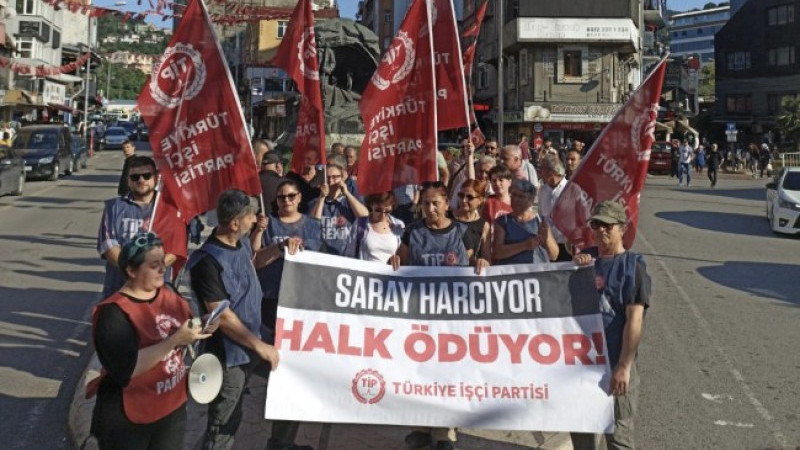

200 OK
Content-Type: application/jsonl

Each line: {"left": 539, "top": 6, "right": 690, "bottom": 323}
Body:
{"left": 570, "top": 201, "right": 651, "bottom": 450}
{"left": 188, "top": 189, "right": 289, "bottom": 450}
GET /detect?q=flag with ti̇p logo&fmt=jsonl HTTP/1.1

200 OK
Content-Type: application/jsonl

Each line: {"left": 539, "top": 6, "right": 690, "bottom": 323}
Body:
{"left": 272, "top": 0, "right": 326, "bottom": 175}
{"left": 432, "top": 0, "right": 470, "bottom": 131}
{"left": 357, "top": 0, "right": 437, "bottom": 195}
{"left": 551, "top": 57, "right": 668, "bottom": 250}
{"left": 137, "top": 0, "right": 260, "bottom": 223}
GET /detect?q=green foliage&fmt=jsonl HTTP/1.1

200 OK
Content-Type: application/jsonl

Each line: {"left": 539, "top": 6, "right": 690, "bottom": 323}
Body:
{"left": 97, "top": 60, "right": 148, "bottom": 101}
{"left": 703, "top": 2, "right": 717, "bottom": 9}
{"left": 776, "top": 97, "right": 800, "bottom": 149}
{"left": 97, "top": 15, "right": 169, "bottom": 55}
{"left": 698, "top": 64, "right": 715, "bottom": 98}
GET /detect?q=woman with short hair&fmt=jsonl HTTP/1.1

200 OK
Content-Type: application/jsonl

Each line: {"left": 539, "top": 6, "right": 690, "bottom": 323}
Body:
{"left": 492, "top": 179, "right": 558, "bottom": 265}
{"left": 353, "top": 191, "right": 405, "bottom": 263}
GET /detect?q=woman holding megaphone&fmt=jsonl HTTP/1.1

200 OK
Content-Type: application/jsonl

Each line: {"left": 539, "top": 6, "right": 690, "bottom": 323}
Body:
{"left": 90, "top": 231, "right": 216, "bottom": 450}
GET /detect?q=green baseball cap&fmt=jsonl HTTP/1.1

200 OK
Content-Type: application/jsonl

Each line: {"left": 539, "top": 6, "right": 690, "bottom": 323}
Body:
{"left": 589, "top": 201, "right": 628, "bottom": 224}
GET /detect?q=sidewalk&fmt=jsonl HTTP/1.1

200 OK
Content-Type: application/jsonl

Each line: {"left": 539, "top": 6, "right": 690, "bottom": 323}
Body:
{"left": 68, "top": 354, "right": 573, "bottom": 450}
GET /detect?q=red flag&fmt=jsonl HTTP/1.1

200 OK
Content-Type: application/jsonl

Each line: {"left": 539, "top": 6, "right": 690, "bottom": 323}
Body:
{"left": 272, "top": 0, "right": 325, "bottom": 174}
{"left": 470, "top": 126, "right": 485, "bottom": 148}
{"left": 551, "top": 57, "right": 667, "bottom": 250}
{"left": 357, "top": 0, "right": 437, "bottom": 195}
{"left": 463, "top": 1, "right": 488, "bottom": 148}
{"left": 137, "top": 0, "right": 260, "bottom": 223}
{"left": 151, "top": 191, "right": 188, "bottom": 282}
{"left": 433, "top": 0, "right": 470, "bottom": 131}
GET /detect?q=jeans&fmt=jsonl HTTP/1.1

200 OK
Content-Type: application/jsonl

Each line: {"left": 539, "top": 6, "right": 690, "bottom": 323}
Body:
{"left": 677, "top": 163, "right": 691, "bottom": 186}
{"left": 570, "top": 363, "right": 639, "bottom": 450}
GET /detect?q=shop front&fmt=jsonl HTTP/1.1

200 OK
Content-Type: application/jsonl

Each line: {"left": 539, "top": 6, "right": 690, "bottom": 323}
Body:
{"left": 523, "top": 102, "right": 622, "bottom": 148}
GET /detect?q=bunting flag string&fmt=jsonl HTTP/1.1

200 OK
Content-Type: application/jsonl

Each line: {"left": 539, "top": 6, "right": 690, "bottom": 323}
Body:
{"left": 0, "top": 52, "right": 91, "bottom": 77}
{"left": 40, "top": 0, "right": 294, "bottom": 24}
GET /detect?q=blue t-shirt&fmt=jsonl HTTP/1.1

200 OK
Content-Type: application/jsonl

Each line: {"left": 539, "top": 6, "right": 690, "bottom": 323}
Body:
{"left": 97, "top": 196, "right": 154, "bottom": 298}
{"left": 494, "top": 214, "right": 550, "bottom": 265}
{"left": 310, "top": 196, "right": 358, "bottom": 257}
{"left": 257, "top": 214, "right": 323, "bottom": 299}
{"left": 402, "top": 221, "right": 474, "bottom": 266}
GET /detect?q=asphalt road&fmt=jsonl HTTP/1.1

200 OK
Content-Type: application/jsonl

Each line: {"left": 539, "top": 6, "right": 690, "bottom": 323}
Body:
{"left": 0, "top": 141, "right": 150, "bottom": 450}
{"left": 0, "top": 153, "right": 798, "bottom": 449}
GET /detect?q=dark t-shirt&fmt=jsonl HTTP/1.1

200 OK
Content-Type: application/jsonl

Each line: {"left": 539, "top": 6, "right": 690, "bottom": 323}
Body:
{"left": 401, "top": 221, "right": 478, "bottom": 252}
{"left": 259, "top": 169, "right": 284, "bottom": 216}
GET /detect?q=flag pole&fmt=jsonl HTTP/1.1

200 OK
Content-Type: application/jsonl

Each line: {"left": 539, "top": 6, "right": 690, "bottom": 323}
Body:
{"left": 147, "top": 179, "right": 163, "bottom": 232}
{"left": 426, "top": 0, "right": 438, "bottom": 179}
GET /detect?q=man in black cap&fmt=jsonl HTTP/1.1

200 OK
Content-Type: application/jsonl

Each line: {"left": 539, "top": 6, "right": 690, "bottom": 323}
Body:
{"left": 570, "top": 201, "right": 651, "bottom": 450}
{"left": 259, "top": 153, "right": 284, "bottom": 216}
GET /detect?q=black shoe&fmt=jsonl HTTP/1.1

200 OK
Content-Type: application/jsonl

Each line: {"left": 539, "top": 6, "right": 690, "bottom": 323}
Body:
{"left": 405, "top": 431, "right": 432, "bottom": 449}
{"left": 436, "top": 441, "right": 456, "bottom": 450}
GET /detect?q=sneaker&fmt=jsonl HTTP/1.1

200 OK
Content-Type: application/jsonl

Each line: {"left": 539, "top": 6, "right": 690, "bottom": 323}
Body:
{"left": 436, "top": 441, "right": 456, "bottom": 450}
{"left": 405, "top": 431, "right": 432, "bottom": 449}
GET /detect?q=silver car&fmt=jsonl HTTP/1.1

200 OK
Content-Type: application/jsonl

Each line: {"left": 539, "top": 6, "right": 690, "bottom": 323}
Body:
{"left": 100, "top": 127, "right": 128, "bottom": 150}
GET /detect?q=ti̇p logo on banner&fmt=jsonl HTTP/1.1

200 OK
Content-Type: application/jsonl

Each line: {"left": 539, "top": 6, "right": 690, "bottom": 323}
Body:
{"left": 297, "top": 27, "right": 319, "bottom": 81}
{"left": 150, "top": 43, "right": 207, "bottom": 109}
{"left": 351, "top": 369, "right": 386, "bottom": 404}
{"left": 371, "top": 31, "right": 415, "bottom": 91}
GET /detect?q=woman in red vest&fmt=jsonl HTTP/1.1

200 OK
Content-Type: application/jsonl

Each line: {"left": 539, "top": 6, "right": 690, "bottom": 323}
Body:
{"left": 91, "top": 231, "right": 212, "bottom": 450}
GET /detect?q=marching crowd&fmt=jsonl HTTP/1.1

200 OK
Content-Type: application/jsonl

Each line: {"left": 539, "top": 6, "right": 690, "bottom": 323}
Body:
{"left": 90, "top": 136, "right": 651, "bottom": 450}
{"left": 669, "top": 138, "right": 775, "bottom": 188}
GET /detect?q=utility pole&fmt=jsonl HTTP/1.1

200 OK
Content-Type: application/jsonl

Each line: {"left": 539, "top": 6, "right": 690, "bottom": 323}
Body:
{"left": 497, "top": 0, "right": 504, "bottom": 145}
{"left": 106, "top": 57, "right": 111, "bottom": 102}
{"left": 83, "top": 15, "right": 93, "bottom": 141}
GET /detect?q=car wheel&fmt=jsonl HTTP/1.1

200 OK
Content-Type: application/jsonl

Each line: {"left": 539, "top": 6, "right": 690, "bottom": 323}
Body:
{"left": 49, "top": 162, "right": 60, "bottom": 181}
{"left": 10, "top": 173, "right": 24, "bottom": 196}
{"left": 65, "top": 158, "right": 74, "bottom": 175}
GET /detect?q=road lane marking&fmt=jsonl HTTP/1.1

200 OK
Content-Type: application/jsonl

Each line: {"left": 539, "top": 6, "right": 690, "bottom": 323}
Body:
{"left": 702, "top": 393, "right": 734, "bottom": 404}
{"left": 638, "top": 231, "right": 789, "bottom": 448}
{"left": 714, "top": 420, "right": 755, "bottom": 428}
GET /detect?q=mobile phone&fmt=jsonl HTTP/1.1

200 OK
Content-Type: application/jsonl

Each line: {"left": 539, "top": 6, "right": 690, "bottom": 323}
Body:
{"left": 202, "top": 300, "right": 230, "bottom": 333}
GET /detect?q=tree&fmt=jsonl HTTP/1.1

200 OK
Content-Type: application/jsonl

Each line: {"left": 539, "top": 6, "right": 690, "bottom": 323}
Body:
{"left": 96, "top": 60, "right": 148, "bottom": 101}
{"left": 703, "top": 2, "right": 717, "bottom": 9}
{"left": 698, "top": 64, "right": 715, "bottom": 98}
{"left": 776, "top": 97, "right": 800, "bottom": 150}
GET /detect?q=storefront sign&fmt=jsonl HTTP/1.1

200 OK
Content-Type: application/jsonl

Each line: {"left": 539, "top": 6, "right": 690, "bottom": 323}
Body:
{"left": 524, "top": 103, "right": 621, "bottom": 123}
{"left": 518, "top": 18, "right": 637, "bottom": 46}
{"left": 42, "top": 81, "right": 65, "bottom": 105}
{"left": 504, "top": 111, "right": 524, "bottom": 123}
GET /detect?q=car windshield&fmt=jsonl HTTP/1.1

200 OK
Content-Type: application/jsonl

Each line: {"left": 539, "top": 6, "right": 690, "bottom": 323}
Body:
{"left": 106, "top": 129, "right": 126, "bottom": 136}
{"left": 652, "top": 142, "right": 670, "bottom": 152}
{"left": 783, "top": 172, "right": 800, "bottom": 190}
{"left": 13, "top": 131, "right": 58, "bottom": 149}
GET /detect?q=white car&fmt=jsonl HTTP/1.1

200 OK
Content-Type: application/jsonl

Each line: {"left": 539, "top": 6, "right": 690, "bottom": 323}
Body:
{"left": 766, "top": 166, "right": 800, "bottom": 235}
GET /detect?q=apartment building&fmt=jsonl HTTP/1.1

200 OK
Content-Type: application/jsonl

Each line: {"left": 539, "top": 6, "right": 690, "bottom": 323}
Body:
{"left": 668, "top": 5, "right": 730, "bottom": 62}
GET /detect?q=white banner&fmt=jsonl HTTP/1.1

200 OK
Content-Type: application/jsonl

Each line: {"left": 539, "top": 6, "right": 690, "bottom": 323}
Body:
{"left": 265, "top": 251, "right": 614, "bottom": 433}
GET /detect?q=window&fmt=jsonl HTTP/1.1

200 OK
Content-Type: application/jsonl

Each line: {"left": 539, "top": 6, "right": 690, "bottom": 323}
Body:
{"left": 16, "top": 0, "right": 35, "bottom": 15}
{"left": 52, "top": 30, "right": 60, "bottom": 49}
{"left": 697, "top": 28, "right": 703, "bottom": 34}
{"left": 383, "top": 37, "right": 391, "bottom": 50}
{"left": 768, "top": 46, "right": 795, "bottom": 66}
{"left": 507, "top": 56, "right": 516, "bottom": 89}
{"left": 542, "top": 50, "right": 556, "bottom": 77}
{"left": 563, "top": 50, "right": 582, "bottom": 77}
{"left": 16, "top": 38, "right": 33, "bottom": 58}
{"left": 277, "top": 21, "right": 288, "bottom": 39}
{"left": 519, "top": 50, "right": 528, "bottom": 86}
{"left": 726, "top": 94, "right": 752, "bottom": 114}
{"left": 477, "top": 64, "right": 488, "bottom": 90}
{"left": 767, "top": 4, "right": 795, "bottom": 25}
{"left": 384, "top": 10, "right": 392, "bottom": 24}
{"left": 726, "top": 51, "right": 751, "bottom": 71}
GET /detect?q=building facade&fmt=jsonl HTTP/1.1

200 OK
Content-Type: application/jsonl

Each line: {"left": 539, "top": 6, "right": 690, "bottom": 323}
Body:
{"left": 714, "top": 0, "right": 800, "bottom": 146}
{"left": 109, "top": 51, "right": 155, "bottom": 75}
{"left": 470, "top": 0, "right": 651, "bottom": 147}
{"left": 668, "top": 5, "right": 729, "bottom": 62}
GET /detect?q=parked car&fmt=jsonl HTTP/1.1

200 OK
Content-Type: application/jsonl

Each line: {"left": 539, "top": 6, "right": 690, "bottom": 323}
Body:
{"left": 648, "top": 141, "right": 672, "bottom": 175}
{"left": 14, "top": 125, "right": 75, "bottom": 180}
{"left": 100, "top": 127, "right": 128, "bottom": 150}
{"left": 70, "top": 136, "right": 89, "bottom": 173}
{"left": 0, "top": 145, "right": 25, "bottom": 196}
{"left": 118, "top": 121, "right": 138, "bottom": 140}
{"left": 766, "top": 166, "right": 800, "bottom": 235}
{"left": 137, "top": 122, "right": 149, "bottom": 141}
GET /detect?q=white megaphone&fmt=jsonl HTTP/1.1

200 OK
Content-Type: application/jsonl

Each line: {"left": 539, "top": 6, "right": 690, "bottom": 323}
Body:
{"left": 188, "top": 353, "right": 223, "bottom": 404}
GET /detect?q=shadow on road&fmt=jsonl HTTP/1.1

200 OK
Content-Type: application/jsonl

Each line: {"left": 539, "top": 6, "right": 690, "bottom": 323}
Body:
{"left": 656, "top": 210, "right": 775, "bottom": 237}
{"left": 677, "top": 187, "right": 765, "bottom": 202}
{"left": 697, "top": 261, "right": 799, "bottom": 305}
{"left": 0, "top": 233, "right": 97, "bottom": 250}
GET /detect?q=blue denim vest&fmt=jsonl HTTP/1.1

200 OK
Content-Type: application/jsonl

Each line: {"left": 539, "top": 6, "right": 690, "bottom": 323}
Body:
{"left": 189, "top": 237, "right": 263, "bottom": 368}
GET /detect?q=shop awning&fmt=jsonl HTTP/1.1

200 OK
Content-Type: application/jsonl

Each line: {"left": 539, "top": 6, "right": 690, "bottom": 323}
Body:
{"left": 47, "top": 102, "right": 80, "bottom": 114}
{"left": 46, "top": 73, "right": 85, "bottom": 84}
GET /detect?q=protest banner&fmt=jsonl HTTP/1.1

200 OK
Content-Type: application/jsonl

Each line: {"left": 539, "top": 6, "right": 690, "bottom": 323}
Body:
{"left": 357, "top": 0, "right": 438, "bottom": 194}
{"left": 265, "top": 251, "right": 614, "bottom": 433}
{"left": 137, "top": 0, "right": 260, "bottom": 223}
{"left": 551, "top": 57, "right": 668, "bottom": 250}
{"left": 272, "top": 0, "right": 326, "bottom": 174}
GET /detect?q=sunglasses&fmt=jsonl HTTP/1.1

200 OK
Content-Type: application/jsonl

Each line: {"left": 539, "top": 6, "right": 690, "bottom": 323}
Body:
{"left": 457, "top": 192, "right": 479, "bottom": 201}
{"left": 277, "top": 192, "right": 299, "bottom": 202}
{"left": 129, "top": 172, "right": 154, "bottom": 182}
{"left": 124, "top": 231, "right": 162, "bottom": 261}
{"left": 589, "top": 220, "right": 618, "bottom": 230}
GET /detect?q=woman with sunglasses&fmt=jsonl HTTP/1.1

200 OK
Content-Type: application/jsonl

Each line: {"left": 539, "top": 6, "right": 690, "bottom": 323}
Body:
{"left": 450, "top": 179, "right": 490, "bottom": 264}
{"left": 492, "top": 179, "right": 558, "bottom": 265}
{"left": 390, "top": 182, "right": 487, "bottom": 450}
{"left": 311, "top": 161, "right": 369, "bottom": 257}
{"left": 352, "top": 191, "right": 405, "bottom": 262}
{"left": 91, "top": 232, "right": 213, "bottom": 450}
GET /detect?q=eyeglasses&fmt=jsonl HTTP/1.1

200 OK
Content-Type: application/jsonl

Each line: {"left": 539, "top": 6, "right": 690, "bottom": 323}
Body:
{"left": 371, "top": 206, "right": 392, "bottom": 213}
{"left": 129, "top": 172, "right": 154, "bottom": 182}
{"left": 277, "top": 192, "right": 299, "bottom": 202}
{"left": 457, "top": 192, "right": 479, "bottom": 201}
{"left": 589, "top": 220, "right": 618, "bottom": 230}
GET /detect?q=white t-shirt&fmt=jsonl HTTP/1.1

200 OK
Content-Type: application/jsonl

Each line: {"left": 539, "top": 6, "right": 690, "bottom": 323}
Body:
{"left": 360, "top": 228, "right": 400, "bottom": 263}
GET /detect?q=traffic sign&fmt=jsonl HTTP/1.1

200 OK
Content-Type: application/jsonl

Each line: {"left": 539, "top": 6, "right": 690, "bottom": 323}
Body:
{"left": 726, "top": 122, "right": 736, "bottom": 132}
